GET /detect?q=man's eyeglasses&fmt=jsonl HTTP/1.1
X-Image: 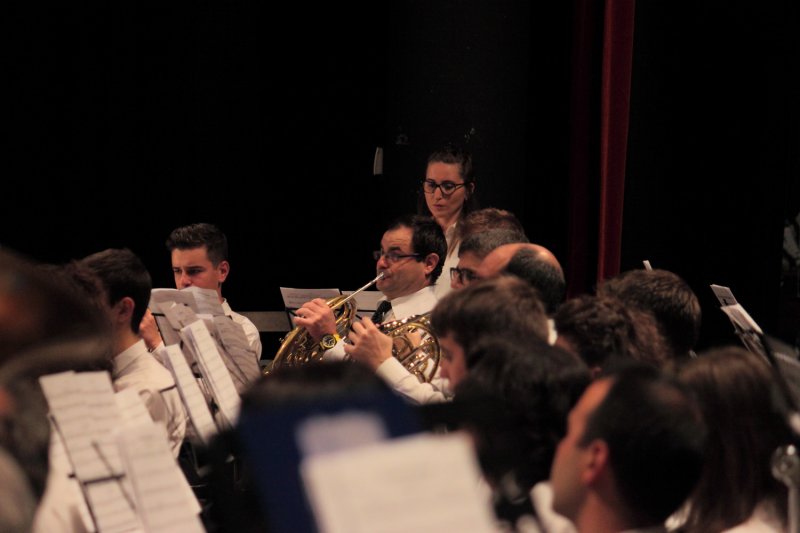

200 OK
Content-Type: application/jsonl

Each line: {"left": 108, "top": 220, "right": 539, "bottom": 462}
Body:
{"left": 422, "top": 179, "right": 466, "bottom": 196}
{"left": 373, "top": 250, "right": 422, "bottom": 263}
{"left": 450, "top": 267, "right": 480, "bottom": 285}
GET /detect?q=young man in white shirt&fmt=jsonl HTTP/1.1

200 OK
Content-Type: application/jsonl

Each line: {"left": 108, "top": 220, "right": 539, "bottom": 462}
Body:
{"left": 82, "top": 248, "right": 187, "bottom": 456}
{"left": 140, "top": 222, "right": 262, "bottom": 362}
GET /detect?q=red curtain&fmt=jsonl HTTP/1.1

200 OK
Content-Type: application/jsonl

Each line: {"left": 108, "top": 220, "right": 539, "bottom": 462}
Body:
{"left": 566, "top": 0, "right": 636, "bottom": 296}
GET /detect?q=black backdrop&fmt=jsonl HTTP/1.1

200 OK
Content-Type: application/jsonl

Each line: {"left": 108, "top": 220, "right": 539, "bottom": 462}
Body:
{"left": 5, "top": 1, "right": 798, "bottom": 351}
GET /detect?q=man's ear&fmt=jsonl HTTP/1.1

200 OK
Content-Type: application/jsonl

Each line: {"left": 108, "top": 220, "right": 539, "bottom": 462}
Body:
{"left": 217, "top": 260, "right": 230, "bottom": 284}
{"left": 423, "top": 253, "right": 439, "bottom": 277}
{"left": 114, "top": 297, "right": 136, "bottom": 327}
{"left": 581, "top": 439, "right": 610, "bottom": 486}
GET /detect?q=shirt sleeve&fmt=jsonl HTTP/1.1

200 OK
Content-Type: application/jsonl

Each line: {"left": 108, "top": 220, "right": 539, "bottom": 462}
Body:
{"left": 320, "top": 339, "right": 347, "bottom": 362}
{"left": 374, "top": 357, "right": 452, "bottom": 405}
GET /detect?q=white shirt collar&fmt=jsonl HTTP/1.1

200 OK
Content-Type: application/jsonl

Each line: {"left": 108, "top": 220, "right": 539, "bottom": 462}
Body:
{"left": 112, "top": 339, "right": 148, "bottom": 378}
{"left": 385, "top": 286, "right": 438, "bottom": 321}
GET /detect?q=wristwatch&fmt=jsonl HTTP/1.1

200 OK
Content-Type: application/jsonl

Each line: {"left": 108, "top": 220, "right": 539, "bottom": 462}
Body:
{"left": 319, "top": 333, "right": 341, "bottom": 350}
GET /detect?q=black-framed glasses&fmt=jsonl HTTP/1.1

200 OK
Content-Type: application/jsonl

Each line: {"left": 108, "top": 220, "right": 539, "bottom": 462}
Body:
{"left": 422, "top": 179, "right": 466, "bottom": 196}
{"left": 450, "top": 266, "right": 480, "bottom": 285}
{"left": 372, "top": 250, "right": 422, "bottom": 263}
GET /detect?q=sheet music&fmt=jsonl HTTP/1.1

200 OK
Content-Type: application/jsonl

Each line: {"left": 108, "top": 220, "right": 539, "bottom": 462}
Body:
{"left": 115, "top": 389, "right": 154, "bottom": 429}
{"left": 642, "top": 259, "right": 653, "bottom": 271}
{"left": 300, "top": 432, "right": 497, "bottom": 533}
{"left": 721, "top": 304, "right": 764, "bottom": 334}
{"left": 183, "top": 286, "right": 225, "bottom": 315}
{"left": 154, "top": 314, "right": 182, "bottom": 347}
{"left": 150, "top": 286, "right": 223, "bottom": 315}
{"left": 162, "top": 344, "right": 218, "bottom": 444}
{"left": 340, "top": 289, "right": 384, "bottom": 312}
{"left": 710, "top": 284, "right": 738, "bottom": 306}
{"left": 182, "top": 321, "right": 241, "bottom": 428}
{"left": 162, "top": 302, "right": 199, "bottom": 331}
{"left": 41, "top": 372, "right": 141, "bottom": 532}
{"left": 297, "top": 412, "right": 387, "bottom": 457}
{"left": 213, "top": 315, "right": 261, "bottom": 389}
{"left": 48, "top": 420, "right": 97, "bottom": 533}
{"left": 40, "top": 371, "right": 124, "bottom": 481}
{"left": 117, "top": 424, "right": 204, "bottom": 533}
{"left": 84, "top": 480, "right": 141, "bottom": 533}
{"left": 149, "top": 288, "right": 196, "bottom": 313}
{"left": 280, "top": 287, "right": 341, "bottom": 310}
{"left": 76, "top": 372, "right": 126, "bottom": 473}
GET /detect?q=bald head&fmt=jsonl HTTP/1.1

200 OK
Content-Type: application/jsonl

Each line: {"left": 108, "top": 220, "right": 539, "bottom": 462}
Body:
{"left": 478, "top": 243, "right": 562, "bottom": 278}
{"left": 478, "top": 243, "right": 566, "bottom": 314}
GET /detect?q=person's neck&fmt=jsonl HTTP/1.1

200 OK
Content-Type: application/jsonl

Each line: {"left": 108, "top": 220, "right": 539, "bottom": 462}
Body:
{"left": 114, "top": 329, "right": 141, "bottom": 357}
{"left": 434, "top": 212, "right": 459, "bottom": 233}
{"left": 574, "top": 495, "right": 636, "bottom": 533}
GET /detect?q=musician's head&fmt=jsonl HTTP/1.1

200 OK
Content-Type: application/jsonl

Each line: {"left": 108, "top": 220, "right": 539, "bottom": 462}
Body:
{"left": 451, "top": 229, "right": 528, "bottom": 290}
{"left": 554, "top": 295, "right": 668, "bottom": 372}
{"left": 0, "top": 249, "right": 110, "bottom": 365}
{"left": 431, "top": 275, "right": 549, "bottom": 388}
{"left": 454, "top": 338, "right": 590, "bottom": 490}
{"left": 418, "top": 143, "right": 478, "bottom": 228}
{"left": 166, "top": 223, "right": 229, "bottom": 296}
{"left": 459, "top": 207, "right": 526, "bottom": 242}
{"left": 550, "top": 365, "right": 705, "bottom": 531}
{"left": 375, "top": 215, "right": 446, "bottom": 300}
{"left": 81, "top": 248, "right": 151, "bottom": 336}
{"left": 597, "top": 268, "right": 701, "bottom": 360}
{"left": 676, "top": 346, "right": 791, "bottom": 532}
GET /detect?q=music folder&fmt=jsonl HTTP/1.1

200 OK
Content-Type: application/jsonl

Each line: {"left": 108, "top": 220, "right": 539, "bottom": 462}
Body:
{"left": 236, "top": 387, "right": 422, "bottom": 533}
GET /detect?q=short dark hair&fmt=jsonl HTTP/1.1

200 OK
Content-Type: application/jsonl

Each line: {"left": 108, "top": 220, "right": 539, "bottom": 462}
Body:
{"left": 580, "top": 365, "right": 706, "bottom": 525}
{"left": 417, "top": 143, "right": 479, "bottom": 218}
{"left": 455, "top": 338, "right": 590, "bottom": 489}
{"left": 459, "top": 229, "right": 529, "bottom": 260}
{"left": 458, "top": 207, "right": 526, "bottom": 242}
{"left": 431, "top": 276, "right": 549, "bottom": 352}
{"left": 504, "top": 248, "right": 566, "bottom": 314}
{"left": 81, "top": 248, "right": 151, "bottom": 334}
{"left": 554, "top": 295, "right": 668, "bottom": 369}
{"left": 387, "top": 214, "right": 447, "bottom": 284}
{"left": 166, "top": 223, "right": 229, "bottom": 266}
{"left": 598, "top": 269, "right": 701, "bottom": 358}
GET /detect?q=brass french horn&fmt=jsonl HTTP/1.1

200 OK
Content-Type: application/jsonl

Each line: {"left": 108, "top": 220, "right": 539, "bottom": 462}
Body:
{"left": 270, "top": 273, "right": 441, "bottom": 383}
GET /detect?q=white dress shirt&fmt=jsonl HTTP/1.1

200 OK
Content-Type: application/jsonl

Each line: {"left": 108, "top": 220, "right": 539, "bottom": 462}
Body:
{"left": 112, "top": 340, "right": 187, "bottom": 457}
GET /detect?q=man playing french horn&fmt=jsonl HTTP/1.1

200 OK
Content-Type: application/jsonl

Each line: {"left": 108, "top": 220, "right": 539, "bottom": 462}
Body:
{"left": 294, "top": 214, "right": 451, "bottom": 404}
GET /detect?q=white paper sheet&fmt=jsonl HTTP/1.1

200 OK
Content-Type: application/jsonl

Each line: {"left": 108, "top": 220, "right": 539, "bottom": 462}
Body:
{"left": 280, "top": 287, "right": 341, "bottom": 310}
{"left": 339, "top": 289, "right": 384, "bottom": 312}
{"left": 710, "top": 284, "right": 738, "bottom": 306}
{"left": 300, "top": 432, "right": 497, "bottom": 533}
{"left": 162, "top": 344, "right": 218, "bottom": 444}
{"left": 182, "top": 321, "right": 241, "bottom": 428}
{"left": 117, "top": 424, "right": 203, "bottom": 532}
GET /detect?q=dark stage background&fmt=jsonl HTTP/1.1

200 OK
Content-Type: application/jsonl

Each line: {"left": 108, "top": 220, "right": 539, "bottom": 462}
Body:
{"left": 6, "top": 1, "right": 798, "bottom": 352}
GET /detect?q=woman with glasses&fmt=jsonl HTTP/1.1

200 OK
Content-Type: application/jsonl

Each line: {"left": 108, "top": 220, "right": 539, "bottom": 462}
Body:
{"left": 417, "top": 144, "right": 478, "bottom": 298}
